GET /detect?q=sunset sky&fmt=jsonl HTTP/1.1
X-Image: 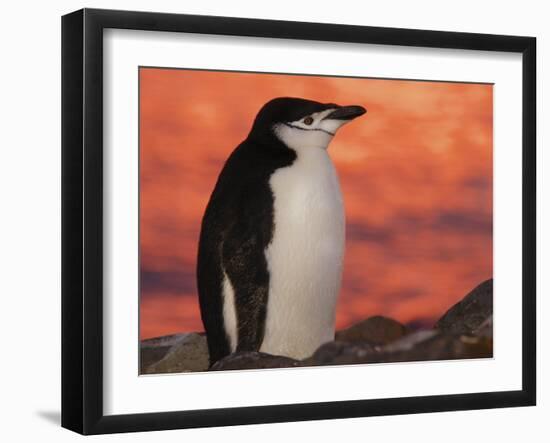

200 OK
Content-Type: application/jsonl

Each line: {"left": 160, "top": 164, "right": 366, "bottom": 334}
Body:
{"left": 139, "top": 67, "right": 493, "bottom": 340}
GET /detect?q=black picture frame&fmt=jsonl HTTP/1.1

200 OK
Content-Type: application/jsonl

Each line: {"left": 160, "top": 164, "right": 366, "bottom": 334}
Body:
{"left": 61, "top": 8, "right": 536, "bottom": 435}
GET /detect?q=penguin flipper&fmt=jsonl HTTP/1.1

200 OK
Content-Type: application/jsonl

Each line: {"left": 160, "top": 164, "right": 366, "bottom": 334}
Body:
{"left": 222, "top": 220, "right": 271, "bottom": 353}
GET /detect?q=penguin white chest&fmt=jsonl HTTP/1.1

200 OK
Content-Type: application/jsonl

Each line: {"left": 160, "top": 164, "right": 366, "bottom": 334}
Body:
{"left": 261, "top": 147, "right": 345, "bottom": 359}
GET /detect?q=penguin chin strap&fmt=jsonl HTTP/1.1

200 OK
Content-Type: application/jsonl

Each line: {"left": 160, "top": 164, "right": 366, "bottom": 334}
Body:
{"left": 282, "top": 122, "right": 335, "bottom": 136}
{"left": 273, "top": 122, "right": 334, "bottom": 151}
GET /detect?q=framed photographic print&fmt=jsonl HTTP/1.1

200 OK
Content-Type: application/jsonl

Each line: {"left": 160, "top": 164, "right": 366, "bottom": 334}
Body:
{"left": 61, "top": 8, "right": 536, "bottom": 435}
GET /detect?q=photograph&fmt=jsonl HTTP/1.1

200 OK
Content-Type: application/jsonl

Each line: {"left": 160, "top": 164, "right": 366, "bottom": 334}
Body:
{"left": 139, "top": 67, "right": 494, "bottom": 374}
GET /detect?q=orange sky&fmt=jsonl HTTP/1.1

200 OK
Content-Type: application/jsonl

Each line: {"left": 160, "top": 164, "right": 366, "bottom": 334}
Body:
{"left": 139, "top": 67, "right": 493, "bottom": 340}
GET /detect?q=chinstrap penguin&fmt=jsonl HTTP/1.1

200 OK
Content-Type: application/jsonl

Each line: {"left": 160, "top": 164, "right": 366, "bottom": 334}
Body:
{"left": 197, "top": 97, "right": 366, "bottom": 365}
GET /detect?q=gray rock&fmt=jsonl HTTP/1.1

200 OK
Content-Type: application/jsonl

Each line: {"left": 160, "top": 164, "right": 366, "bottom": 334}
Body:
{"left": 473, "top": 315, "right": 493, "bottom": 339}
{"left": 335, "top": 316, "right": 409, "bottom": 345}
{"left": 303, "top": 341, "right": 375, "bottom": 366}
{"left": 141, "top": 333, "right": 195, "bottom": 348}
{"left": 142, "top": 333, "right": 209, "bottom": 374}
{"left": 435, "top": 279, "right": 493, "bottom": 334}
{"left": 140, "top": 346, "right": 172, "bottom": 373}
{"left": 382, "top": 330, "right": 439, "bottom": 353}
{"left": 139, "top": 278, "right": 494, "bottom": 374}
{"left": 210, "top": 352, "right": 301, "bottom": 371}
{"left": 304, "top": 329, "right": 492, "bottom": 367}
{"left": 372, "top": 331, "right": 492, "bottom": 363}
{"left": 140, "top": 333, "right": 193, "bottom": 373}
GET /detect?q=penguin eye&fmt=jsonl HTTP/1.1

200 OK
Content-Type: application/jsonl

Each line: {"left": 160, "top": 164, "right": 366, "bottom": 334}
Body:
{"left": 303, "top": 116, "right": 314, "bottom": 125}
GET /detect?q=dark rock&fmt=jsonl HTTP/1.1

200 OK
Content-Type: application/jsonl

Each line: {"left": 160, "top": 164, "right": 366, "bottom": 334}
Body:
{"left": 382, "top": 330, "right": 439, "bottom": 353}
{"left": 140, "top": 333, "right": 191, "bottom": 373}
{"left": 303, "top": 341, "right": 375, "bottom": 366}
{"left": 406, "top": 318, "right": 435, "bottom": 331}
{"left": 435, "top": 279, "right": 493, "bottom": 334}
{"left": 139, "top": 278, "right": 494, "bottom": 374}
{"left": 142, "top": 333, "right": 209, "bottom": 374}
{"left": 140, "top": 346, "right": 172, "bottom": 373}
{"left": 141, "top": 332, "right": 200, "bottom": 348}
{"left": 304, "top": 329, "right": 492, "bottom": 367}
{"left": 373, "top": 331, "right": 492, "bottom": 362}
{"left": 473, "top": 315, "right": 493, "bottom": 339}
{"left": 210, "top": 352, "right": 301, "bottom": 371}
{"left": 335, "top": 316, "right": 409, "bottom": 345}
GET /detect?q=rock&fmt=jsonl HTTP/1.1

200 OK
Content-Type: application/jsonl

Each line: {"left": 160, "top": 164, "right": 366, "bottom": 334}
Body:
{"left": 373, "top": 331, "right": 492, "bottom": 362}
{"left": 435, "top": 279, "right": 493, "bottom": 334}
{"left": 140, "top": 333, "right": 191, "bottom": 373}
{"left": 140, "top": 346, "right": 172, "bottom": 373}
{"left": 382, "top": 330, "right": 439, "bottom": 353}
{"left": 139, "top": 278, "right": 494, "bottom": 374}
{"left": 303, "top": 341, "right": 375, "bottom": 366}
{"left": 141, "top": 333, "right": 196, "bottom": 348}
{"left": 473, "top": 315, "right": 493, "bottom": 339}
{"left": 142, "top": 333, "right": 209, "bottom": 374}
{"left": 405, "top": 318, "right": 435, "bottom": 331}
{"left": 335, "top": 316, "right": 409, "bottom": 345}
{"left": 210, "top": 352, "right": 301, "bottom": 371}
{"left": 303, "top": 329, "right": 492, "bottom": 367}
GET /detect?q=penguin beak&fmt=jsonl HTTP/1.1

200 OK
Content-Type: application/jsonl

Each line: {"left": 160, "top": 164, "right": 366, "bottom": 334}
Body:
{"left": 324, "top": 105, "right": 367, "bottom": 121}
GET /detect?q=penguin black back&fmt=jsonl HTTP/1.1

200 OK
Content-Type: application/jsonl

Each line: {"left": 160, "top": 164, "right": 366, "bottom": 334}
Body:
{"left": 197, "top": 105, "right": 297, "bottom": 365}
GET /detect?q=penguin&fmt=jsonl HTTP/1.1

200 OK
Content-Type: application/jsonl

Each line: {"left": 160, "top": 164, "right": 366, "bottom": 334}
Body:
{"left": 197, "top": 97, "right": 366, "bottom": 366}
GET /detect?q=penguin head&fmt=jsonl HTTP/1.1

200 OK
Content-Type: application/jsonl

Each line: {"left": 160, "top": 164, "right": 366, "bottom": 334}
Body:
{"left": 249, "top": 97, "right": 366, "bottom": 150}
